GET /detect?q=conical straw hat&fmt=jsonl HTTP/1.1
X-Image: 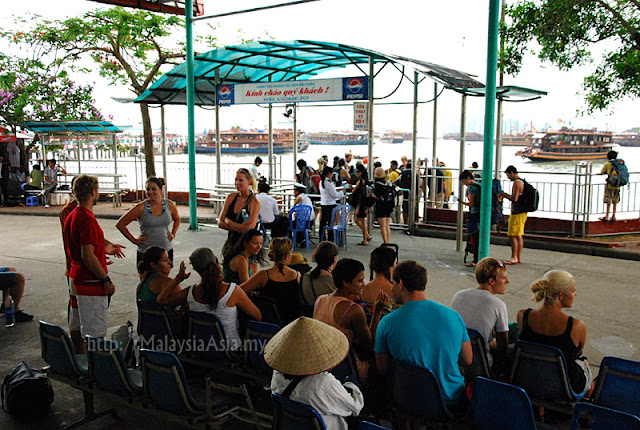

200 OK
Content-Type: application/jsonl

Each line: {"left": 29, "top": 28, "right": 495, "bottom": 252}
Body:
{"left": 264, "top": 317, "right": 349, "bottom": 376}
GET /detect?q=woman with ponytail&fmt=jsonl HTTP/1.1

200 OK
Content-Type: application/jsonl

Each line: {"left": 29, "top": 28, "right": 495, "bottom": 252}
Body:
{"left": 517, "top": 270, "right": 594, "bottom": 395}
{"left": 137, "top": 246, "right": 189, "bottom": 303}
{"left": 301, "top": 241, "right": 339, "bottom": 304}
{"left": 158, "top": 248, "right": 261, "bottom": 351}
{"left": 360, "top": 245, "right": 398, "bottom": 314}
{"left": 240, "top": 237, "right": 302, "bottom": 324}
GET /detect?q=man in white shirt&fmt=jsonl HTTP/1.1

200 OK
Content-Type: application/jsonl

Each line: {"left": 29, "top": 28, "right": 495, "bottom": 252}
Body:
{"left": 43, "top": 159, "right": 67, "bottom": 207}
{"left": 250, "top": 156, "right": 263, "bottom": 183}
{"left": 256, "top": 182, "right": 280, "bottom": 226}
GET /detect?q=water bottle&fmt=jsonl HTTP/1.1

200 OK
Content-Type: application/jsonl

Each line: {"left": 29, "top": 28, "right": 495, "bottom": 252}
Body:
{"left": 5, "top": 297, "right": 15, "bottom": 328}
{"left": 127, "top": 321, "right": 141, "bottom": 368}
{"left": 241, "top": 208, "right": 249, "bottom": 221}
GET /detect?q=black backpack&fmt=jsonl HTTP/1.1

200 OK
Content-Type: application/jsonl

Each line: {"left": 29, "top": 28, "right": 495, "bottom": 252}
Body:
{"left": 2, "top": 361, "right": 54, "bottom": 418}
{"left": 520, "top": 179, "right": 539, "bottom": 213}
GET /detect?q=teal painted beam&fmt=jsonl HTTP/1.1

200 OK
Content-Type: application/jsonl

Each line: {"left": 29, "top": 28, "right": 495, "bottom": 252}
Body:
{"left": 186, "top": 0, "right": 199, "bottom": 230}
{"left": 479, "top": 0, "right": 501, "bottom": 259}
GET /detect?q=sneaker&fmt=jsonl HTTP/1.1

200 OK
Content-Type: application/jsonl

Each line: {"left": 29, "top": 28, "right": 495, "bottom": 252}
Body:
{"left": 15, "top": 310, "right": 34, "bottom": 322}
{"left": 45, "top": 204, "right": 50, "bottom": 208}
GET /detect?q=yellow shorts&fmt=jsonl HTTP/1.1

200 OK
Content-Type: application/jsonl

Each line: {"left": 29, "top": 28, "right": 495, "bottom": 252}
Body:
{"left": 508, "top": 213, "right": 528, "bottom": 237}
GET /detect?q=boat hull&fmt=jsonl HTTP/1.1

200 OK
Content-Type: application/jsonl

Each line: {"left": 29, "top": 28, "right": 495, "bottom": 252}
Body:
{"left": 522, "top": 151, "right": 609, "bottom": 161}
{"left": 308, "top": 139, "right": 368, "bottom": 146}
{"left": 193, "top": 144, "right": 307, "bottom": 154}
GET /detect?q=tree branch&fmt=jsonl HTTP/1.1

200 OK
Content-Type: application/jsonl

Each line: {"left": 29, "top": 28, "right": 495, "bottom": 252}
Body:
{"left": 105, "top": 33, "right": 143, "bottom": 92}
{"left": 593, "top": 0, "right": 640, "bottom": 50}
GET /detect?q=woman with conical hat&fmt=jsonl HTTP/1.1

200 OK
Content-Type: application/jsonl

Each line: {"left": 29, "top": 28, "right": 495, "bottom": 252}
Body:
{"left": 265, "top": 317, "right": 364, "bottom": 430}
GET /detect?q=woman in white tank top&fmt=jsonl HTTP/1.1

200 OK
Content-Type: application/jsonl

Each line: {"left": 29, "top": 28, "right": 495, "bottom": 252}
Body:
{"left": 157, "top": 248, "right": 262, "bottom": 351}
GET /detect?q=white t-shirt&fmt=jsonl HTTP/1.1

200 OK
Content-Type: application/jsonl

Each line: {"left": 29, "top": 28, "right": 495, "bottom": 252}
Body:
{"left": 320, "top": 178, "right": 344, "bottom": 206}
{"left": 294, "top": 193, "right": 315, "bottom": 219}
{"left": 450, "top": 288, "right": 508, "bottom": 366}
{"left": 256, "top": 192, "right": 279, "bottom": 224}
{"left": 271, "top": 371, "right": 364, "bottom": 430}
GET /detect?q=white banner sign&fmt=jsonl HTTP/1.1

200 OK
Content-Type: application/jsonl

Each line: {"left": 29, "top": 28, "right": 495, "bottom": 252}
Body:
{"left": 216, "top": 77, "right": 369, "bottom": 105}
{"left": 354, "top": 102, "right": 368, "bottom": 130}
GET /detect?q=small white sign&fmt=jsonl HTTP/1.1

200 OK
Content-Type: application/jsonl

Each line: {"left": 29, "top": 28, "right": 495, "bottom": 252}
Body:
{"left": 354, "top": 102, "right": 368, "bottom": 130}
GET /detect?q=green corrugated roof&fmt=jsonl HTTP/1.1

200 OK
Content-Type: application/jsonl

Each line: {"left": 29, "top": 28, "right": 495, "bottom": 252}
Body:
{"left": 21, "top": 121, "right": 122, "bottom": 135}
{"left": 135, "top": 40, "right": 486, "bottom": 105}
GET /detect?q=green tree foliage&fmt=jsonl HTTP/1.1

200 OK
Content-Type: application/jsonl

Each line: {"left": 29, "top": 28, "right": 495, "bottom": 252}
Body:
{"left": 4, "top": 7, "right": 191, "bottom": 177}
{"left": 0, "top": 54, "right": 103, "bottom": 166}
{"left": 501, "top": 0, "right": 640, "bottom": 113}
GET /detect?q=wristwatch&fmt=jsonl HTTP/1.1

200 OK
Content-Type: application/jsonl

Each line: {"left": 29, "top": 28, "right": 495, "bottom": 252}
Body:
{"left": 100, "top": 276, "right": 111, "bottom": 286}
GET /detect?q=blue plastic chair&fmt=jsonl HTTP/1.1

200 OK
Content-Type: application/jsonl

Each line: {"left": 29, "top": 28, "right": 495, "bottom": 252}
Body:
{"left": 471, "top": 377, "right": 539, "bottom": 430}
{"left": 329, "top": 345, "right": 362, "bottom": 389}
{"left": 39, "top": 321, "right": 115, "bottom": 427}
{"left": 244, "top": 320, "right": 281, "bottom": 374}
{"left": 140, "top": 349, "right": 210, "bottom": 416}
{"left": 136, "top": 300, "right": 177, "bottom": 350}
{"left": 187, "top": 311, "right": 239, "bottom": 362}
{"left": 390, "top": 360, "right": 453, "bottom": 424}
{"left": 509, "top": 340, "right": 588, "bottom": 411}
{"left": 359, "top": 422, "right": 391, "bottom": 430}
{"left": 571, "top": 402, "right": 640, "bottom": 430}
{"left": 251, "top": 295, "right": 284, "bottom": 327}
{"left": 289, "top": 205, "right": 313, "bottom": 252}
{"left": 321, "top": 204, "right": 351, "bottom": 249}
{"left": 591, "top": 356, "right": 640, "bottom": 417}
{"left": 272, "top": 393, "right": 326, "bottom": 430}
{"left": 462, "top": 328, "right": 492, "bottom": 380}
{"left": 86, "top": 335, "right": 143, "bottom": 395}
{"left": 39, "top": 320, "right": 88, "bottom": 379}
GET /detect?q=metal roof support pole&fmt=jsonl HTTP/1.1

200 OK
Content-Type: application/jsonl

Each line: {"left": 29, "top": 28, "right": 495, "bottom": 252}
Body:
{"left": 41, "top": 136, "right": 46, "bottom": 169}
{"left": 161, "top": 106, "right": 168, "bottom": 199}
{"left": 367, "top": 57, "right": 374, "bottom": 234}
{"left": 268, "top": 76, "right": 274, "bottom": 183}
{"left": 293, "top": 103, "right": 298, "bottom": 178}
{"left": 409, "top": 71, "right": 419, "bottom": 233}
{"left": 186, "top": 0, "right": 199, "bottom": 230}
{"left": 494, "top": 99, "right": 503, "bottom": 179}
{"left": 77, "top": 136, "right": 82, "bottom": 174}
{"left": 479, "top": 0, "right": 501, "bottom": 259}
{"left": 430, "top": 82, "right": 438, "bottom": 213}
{"left": 113, "top": 133, "right": 120, "bottom": 192}
{"left": 456, "top": 94, "right": 467, "bottom": 251}
{"left": 215, "top": 69, "right": 221, "bottom": 187}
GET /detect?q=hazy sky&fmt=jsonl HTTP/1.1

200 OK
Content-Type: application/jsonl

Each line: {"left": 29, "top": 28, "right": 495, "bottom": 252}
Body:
{"left": 2, "top": 0, "right": 639, "bottom": 135}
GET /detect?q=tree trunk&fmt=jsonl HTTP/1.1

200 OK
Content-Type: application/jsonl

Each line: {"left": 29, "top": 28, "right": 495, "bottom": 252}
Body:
{"left": 140, "top": 103, "right": 156, "bottom": 178}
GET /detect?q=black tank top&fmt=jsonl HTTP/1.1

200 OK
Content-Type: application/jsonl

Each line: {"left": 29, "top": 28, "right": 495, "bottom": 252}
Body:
{"left": 261, "top": 269, "right": 302, "bottom": 325}
{"left": 520, "top": 308, "right": 586, "bottom": 392}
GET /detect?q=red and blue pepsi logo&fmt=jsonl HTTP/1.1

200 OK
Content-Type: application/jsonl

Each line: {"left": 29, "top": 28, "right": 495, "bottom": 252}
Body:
{"left": 347, "top": 78, "right": 364, "bottom": 94}
{"left": 218, "top": 85, "right": 232, "bottom": 99}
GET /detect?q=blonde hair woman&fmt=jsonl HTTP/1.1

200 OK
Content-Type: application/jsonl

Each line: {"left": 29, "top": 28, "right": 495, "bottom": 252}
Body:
{"left": 517, "top": 270, "right": 593, "bottom": 395}
{"left": 219, "top": 168, "right": 261, "bottom": 257}
{"left": 240, "top": 237, "right": 302, "bottom": 324}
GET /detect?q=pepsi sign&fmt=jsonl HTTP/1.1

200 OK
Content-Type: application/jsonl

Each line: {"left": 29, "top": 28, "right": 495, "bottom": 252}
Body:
{"left": 217, "top": 84, "right": 234, "bottom": 105}
{"left": 342, "top": 76, "right": 368, "bottom": 100}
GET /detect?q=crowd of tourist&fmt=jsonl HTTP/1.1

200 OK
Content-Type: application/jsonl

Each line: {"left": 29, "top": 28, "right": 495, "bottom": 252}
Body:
{"left": 2, "top": 162, "right": 593, "bottom": 429}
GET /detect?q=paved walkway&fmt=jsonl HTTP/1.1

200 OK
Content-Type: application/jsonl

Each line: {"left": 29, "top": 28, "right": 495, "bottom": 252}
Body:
{"left": 1, "top": 202, "right": 639, "bottom": 429}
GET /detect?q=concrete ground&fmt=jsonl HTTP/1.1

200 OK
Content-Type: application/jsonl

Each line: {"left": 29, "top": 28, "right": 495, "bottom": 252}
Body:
{"left": 1, "top": 202, "right": 639, "bottom": 429}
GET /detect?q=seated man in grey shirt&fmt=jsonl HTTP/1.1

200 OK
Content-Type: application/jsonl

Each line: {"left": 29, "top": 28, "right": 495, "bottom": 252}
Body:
{"left": 450, "top": 257, "right": 510, "bottom": 371}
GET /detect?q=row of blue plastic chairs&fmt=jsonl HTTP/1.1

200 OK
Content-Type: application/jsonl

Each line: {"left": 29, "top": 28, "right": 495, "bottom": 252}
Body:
{"left": 259, "top": 204, "right": 352, "bottom": 251}
{"left": 466, "top": 327, "right": 640, "bottom": 418}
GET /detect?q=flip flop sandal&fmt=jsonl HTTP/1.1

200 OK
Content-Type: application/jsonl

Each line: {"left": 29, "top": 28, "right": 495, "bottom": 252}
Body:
{"left": 357, "top": 241, "right": 369, "bottom": 246}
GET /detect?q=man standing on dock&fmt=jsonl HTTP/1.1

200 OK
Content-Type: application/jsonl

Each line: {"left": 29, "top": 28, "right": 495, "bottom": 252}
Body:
{"left": 502, "top": 166, "right": 526, "bottom": 265}
{"left": 63, "top": 174, "right": 125, "bottom": 345}
{"left": 600, "top": 150, "right": 620, "bottom": 222}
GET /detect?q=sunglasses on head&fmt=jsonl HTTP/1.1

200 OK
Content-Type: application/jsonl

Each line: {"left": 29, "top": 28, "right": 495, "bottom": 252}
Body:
{"left": 489, "top": 260, "right": 505, "bottom": 279}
